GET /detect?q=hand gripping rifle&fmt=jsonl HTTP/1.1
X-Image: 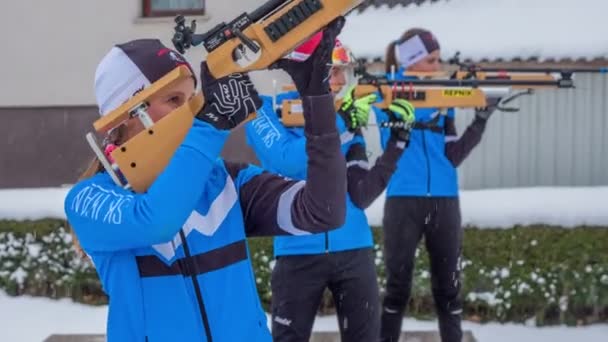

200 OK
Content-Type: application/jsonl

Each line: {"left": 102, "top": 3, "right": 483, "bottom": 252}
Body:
{"left": 172, "top": 0, "right": 364, "bottom": 79}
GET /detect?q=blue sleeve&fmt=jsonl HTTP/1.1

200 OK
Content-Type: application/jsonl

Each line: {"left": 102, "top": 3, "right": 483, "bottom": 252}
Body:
{"left": 245, "top": 96, "right": 307, "bottom": 179}
{"left": 373, "top": 106, "right": 391, "bottom": 151}
{"left": 65, "top": 119, "right": 229, "bottom": 252}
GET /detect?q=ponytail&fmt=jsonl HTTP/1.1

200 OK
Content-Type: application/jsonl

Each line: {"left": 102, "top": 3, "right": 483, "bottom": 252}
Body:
{"left": 67, "top": 125, "right": 127, "bottom": 257}
{"left": 385, "top": 41, "right": 399, "bottom": 74}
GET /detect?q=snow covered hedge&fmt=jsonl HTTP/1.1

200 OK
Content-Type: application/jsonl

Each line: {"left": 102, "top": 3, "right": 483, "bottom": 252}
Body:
{"left": 0, "top": 220, "right": 103, "bottom": 304}
{"left": 1, "top": 219, "right": 606, "bottom": 326}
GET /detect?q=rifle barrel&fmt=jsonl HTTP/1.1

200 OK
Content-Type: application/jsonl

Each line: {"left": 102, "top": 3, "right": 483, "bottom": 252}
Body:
{"left": 250, "top": 0, "right": 291, "bottom": 22}
{"left": 361, "top": 78, "right": 573, "bottom": 88}
{"left": 466, "top": 67, "right": 608, "bottom": 74}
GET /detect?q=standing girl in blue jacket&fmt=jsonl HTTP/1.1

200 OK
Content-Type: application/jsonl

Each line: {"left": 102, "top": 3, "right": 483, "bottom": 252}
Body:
{"left": 65, "top": 19, "right": 348, "bottom": 342}
{"left": 376, "top": 29, "right": 498, "bottom": 342}
{"left": 245, "top": 36, "right": 416, "bottom": 341}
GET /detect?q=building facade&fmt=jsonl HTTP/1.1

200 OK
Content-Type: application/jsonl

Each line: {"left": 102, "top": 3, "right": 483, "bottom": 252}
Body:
{"left": 1, "top": 0, "right": 606, "bottom": 189}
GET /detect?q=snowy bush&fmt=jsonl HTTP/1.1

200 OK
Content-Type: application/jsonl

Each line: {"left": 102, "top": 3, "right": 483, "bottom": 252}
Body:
{"left": 1, "top": 220, "right": 606, "bottom": 325}
{"left": 242, "top": 226, "right": 608, "bottom": 325}
{"left": 459, "top": 226, "right": 608, "bottom": 325}
{"left": 0, "top": 220, "right": 102, "bottom": 304}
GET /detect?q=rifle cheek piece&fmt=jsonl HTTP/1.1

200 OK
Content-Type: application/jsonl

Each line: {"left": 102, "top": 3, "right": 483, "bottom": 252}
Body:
{"left": 87, "top": 66, "right": 204, "bottom": 193}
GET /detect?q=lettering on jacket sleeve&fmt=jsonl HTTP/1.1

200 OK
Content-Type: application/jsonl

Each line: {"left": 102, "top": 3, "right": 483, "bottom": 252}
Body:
{"left": 250, "top": 114, "right": 281, "bottom": 148}
{"left": 70, "top": 184, "right": 133, "bottom": 224}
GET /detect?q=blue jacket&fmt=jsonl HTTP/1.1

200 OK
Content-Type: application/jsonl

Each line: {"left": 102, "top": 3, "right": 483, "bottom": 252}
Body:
{"left": 245, "top": 92, "right": 373, "bottom": 256}
{"left": 375, "top": 106, "right": 459, "bottom": 197}
{"left": 375, "top": 66, "right": 475, "bottom": 198}
{"left": 65, "top": 96, "right": 346, "bottom": 342}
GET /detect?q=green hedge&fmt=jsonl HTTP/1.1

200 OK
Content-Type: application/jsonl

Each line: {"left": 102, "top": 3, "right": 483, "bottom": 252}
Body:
{"left": 1, "top": 219, "right": 607, "bottom": 326}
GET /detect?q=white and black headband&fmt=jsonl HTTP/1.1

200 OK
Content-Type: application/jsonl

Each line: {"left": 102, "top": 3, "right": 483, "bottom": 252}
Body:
{"left": 394, "top": 31, "right": 440, "bottom": 68}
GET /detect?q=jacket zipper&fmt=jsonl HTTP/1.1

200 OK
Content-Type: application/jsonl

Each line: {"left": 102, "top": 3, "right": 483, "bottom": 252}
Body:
{"left": 421, "top": 130, "right": 432, "bottom": 196}
{"left": 179, "top": 230, "right": 213, "bottom": 342}
{"left": 325, "top": 232, "right": 329, "bottom": 253}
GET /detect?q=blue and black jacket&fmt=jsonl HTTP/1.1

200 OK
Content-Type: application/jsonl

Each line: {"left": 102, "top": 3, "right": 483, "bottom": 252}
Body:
{"left": 374, "top": 67, "right": 488, "bottom": 198}
{"left": 64, "top": 94, "right": 346, "bottom": 342}
{"left": 245, "top": 91, "right": 405, "bottom": 257}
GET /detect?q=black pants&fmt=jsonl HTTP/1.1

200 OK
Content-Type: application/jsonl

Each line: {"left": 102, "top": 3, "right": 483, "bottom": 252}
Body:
{"left": 271, "top": 248, "right": 380, "bottom": 342}
{"left": 380, "top": 197, "right": 463, "bottom": 342}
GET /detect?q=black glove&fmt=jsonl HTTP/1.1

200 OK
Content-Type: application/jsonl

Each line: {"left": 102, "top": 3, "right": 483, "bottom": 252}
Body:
{"left": 475, "top": 96, "right": 501, "bottom": 120}
{"left": 385, "top": 110, "right": 413, "bottom": 147}
{"left": 271, "top": 17, "right": 346, "bottom": 96}
{"left": 196, "top": 62, "right": 262, "bottom": 130}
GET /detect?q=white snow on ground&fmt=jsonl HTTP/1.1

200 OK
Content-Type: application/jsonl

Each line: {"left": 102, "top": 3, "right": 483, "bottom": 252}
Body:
{"left": 364, "top": 187, "right": 608, "bottom": 228}
{"left": 341, "top": 0, "right": 608, "bottom": 62}
{"left": 0, "top": 187, "right": 69, "bottom": 221}
{"left": 458, "top": 186, "right": 608, "bottom": 228}
{"left": 2, "top": 186, "right": 608, "bottom": 228}
{"left": 1, "top": 291, "right": 606, "bottom": 342}
{"left": 0, "top": 291, "right": 107, "bottom": 342}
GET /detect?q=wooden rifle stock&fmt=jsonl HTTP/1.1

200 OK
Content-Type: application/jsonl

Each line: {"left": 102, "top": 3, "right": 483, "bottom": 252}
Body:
{"left": 279, "top": 85, "right": 488, "bottom": 127}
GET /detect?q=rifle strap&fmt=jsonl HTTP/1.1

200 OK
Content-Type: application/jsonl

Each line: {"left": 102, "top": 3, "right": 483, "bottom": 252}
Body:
{"left": 412, "top": 112, "right": 443, "bottom": 133}
{"left": 413, "top": 122, "right": 443, "bottom": 133}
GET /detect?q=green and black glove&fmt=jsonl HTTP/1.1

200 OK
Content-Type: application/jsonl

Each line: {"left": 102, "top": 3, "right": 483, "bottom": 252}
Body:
{"left": 386, "top": 98, "right": 416, "bottom": 144}
{"left": 338, "top": 85, "right": 378, "bottom": 131}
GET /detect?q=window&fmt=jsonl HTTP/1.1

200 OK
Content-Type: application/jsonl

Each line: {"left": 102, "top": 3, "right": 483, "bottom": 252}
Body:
{"left": 143, "top": 0, "right": 205, "bottom": 17}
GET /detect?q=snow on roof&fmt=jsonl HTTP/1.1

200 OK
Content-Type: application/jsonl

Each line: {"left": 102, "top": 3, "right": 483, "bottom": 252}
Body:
{"left": 341, "top": 0, "right": 608, "bottom": 63}
{"left": 356, "top": 0, "right": 435, "bottom": 11}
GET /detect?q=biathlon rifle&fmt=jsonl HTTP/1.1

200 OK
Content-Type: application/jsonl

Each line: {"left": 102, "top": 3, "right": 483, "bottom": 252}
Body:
{"left": 172, "top": 0, "right": 364, "bottom": 79}
{"left": 279, "top": 62, "right": 575, "bottom": 127}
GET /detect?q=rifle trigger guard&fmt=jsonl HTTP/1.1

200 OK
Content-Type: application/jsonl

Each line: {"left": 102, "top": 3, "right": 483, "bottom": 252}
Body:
{"left": 496, "top": 89, "right": 534, "bottom": 112}
{"left": 231, "top": 27, "right": 260, "bottom": 54}
{"left": 496, "top": 105, "right": 520, "bottom": 113}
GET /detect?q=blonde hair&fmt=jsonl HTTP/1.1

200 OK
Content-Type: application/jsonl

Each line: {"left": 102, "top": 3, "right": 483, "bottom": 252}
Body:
{"left": 68, "top": 125, "right": 127, "bottom": 256}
